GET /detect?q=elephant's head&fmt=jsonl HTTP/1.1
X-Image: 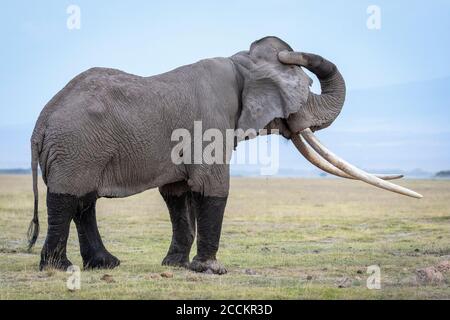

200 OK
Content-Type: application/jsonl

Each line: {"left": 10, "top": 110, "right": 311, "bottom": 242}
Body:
{"left": 231, "top": 36, "right": 422, "bottom": 199}
{"left": 231, "top": 36, "right": 344, "bottom": 136}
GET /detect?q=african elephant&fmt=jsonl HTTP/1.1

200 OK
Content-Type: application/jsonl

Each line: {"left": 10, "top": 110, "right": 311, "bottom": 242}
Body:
{"left": 27, "top": 36, "right": 421, "bottom": 274}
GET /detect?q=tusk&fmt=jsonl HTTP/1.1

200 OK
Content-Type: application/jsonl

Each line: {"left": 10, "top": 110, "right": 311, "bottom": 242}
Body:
{"left": 300, "top": 128, "right": 423, "bottom": 199}
{"left": 291, "top": 134, "right": 353, "bottom": 178}
{"left": 291, "top": 134, "right": 403, "bottom": 180}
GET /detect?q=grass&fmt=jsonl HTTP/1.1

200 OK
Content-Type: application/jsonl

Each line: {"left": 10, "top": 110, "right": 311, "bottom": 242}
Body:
{"left": 0, "top": 175, "right": 449, "bottom": 299}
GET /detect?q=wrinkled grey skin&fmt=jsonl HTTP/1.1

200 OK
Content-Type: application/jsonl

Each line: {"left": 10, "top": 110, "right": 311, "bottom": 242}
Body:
{"left": 29, "top": 37, "right": 345, "bottom": 273}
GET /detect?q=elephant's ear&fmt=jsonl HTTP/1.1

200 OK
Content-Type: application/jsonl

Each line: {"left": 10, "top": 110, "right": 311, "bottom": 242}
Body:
{"left": 232, "top": 51, "right": 310, "bottom": 134}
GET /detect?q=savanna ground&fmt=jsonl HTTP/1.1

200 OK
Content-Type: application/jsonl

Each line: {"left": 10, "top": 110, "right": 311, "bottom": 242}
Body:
{"left": 0, "top": 175, "right": 449, "bottom": 299}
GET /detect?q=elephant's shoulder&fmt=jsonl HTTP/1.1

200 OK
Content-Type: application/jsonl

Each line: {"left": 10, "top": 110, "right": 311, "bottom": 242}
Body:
{"left": 194, "top": 57, "right": 235, "bottom": 78}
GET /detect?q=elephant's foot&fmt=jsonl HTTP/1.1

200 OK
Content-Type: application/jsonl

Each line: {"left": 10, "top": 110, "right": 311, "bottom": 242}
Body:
{"left": 39, "top": 256, "right": 73, "bottom": 271}
{"left": 83, "top": 251, "right": 120, "bottom": 269}
{"left": 189, "top": 256, "right": 227, "bottom": 275}
{"left": 162, "top": 253, "right": 189, "bottom": 268}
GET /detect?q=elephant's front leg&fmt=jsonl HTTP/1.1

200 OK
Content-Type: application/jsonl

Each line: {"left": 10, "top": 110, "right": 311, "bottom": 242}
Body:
{"left": 73, "top": 193, "right": 120, "bottom": 269}
{"left": 159, "top": 182, "right": 195, "bottom": 267}
{"left": 189, "top": 192, "right": 228, "bottom": 275}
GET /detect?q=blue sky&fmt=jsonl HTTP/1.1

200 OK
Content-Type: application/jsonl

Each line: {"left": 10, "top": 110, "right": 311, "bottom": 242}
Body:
{"left": 1, "top": 1, "right": 449, "bottom": 172}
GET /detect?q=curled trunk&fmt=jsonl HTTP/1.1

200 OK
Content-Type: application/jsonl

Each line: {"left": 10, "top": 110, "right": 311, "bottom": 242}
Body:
{"left": 278, "top": 51, "right": 346, "bottom": 132}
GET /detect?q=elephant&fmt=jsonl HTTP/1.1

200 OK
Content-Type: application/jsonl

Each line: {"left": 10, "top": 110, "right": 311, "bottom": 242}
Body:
{"left": 27, "top": 36, "right": 422, "bottom": 274}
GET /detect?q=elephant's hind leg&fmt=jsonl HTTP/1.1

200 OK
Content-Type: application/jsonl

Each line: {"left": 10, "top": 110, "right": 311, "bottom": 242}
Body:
{"left": 40, "top": 191, "right": 77, "bottom": 271}
{"left": 73, "top": 193, "right": 120, "bottom": 269}
{"left": 159, "top": 181, "right": 195, "bottom": 268}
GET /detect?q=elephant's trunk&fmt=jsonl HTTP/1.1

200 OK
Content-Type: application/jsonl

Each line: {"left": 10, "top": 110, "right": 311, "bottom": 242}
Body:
{"left": 278, "top": 51, "right": 346, "bottom": 132}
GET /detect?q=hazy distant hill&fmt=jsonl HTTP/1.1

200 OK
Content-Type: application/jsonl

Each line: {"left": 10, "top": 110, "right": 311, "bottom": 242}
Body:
{"left": 0, "top": 168, "right": 31, "bottom": 174}
{"left": 230, "top": 166, "right": 434, "bottom": 178}
{"left": 337, "top": 76, "right": 450, "bottom": 133}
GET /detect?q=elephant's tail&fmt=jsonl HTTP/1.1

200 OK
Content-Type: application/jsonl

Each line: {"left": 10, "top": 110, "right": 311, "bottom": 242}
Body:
{"left": 27, "top": 141, "right": 40, "bottom": 251}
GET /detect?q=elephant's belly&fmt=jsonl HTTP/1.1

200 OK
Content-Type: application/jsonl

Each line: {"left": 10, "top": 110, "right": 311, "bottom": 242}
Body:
{"left": 96, "top": 157, "right": 184, "bottom": 198}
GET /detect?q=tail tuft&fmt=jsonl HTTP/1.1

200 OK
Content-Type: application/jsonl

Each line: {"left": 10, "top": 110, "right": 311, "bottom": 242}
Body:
{"left": 27, "top": 214, "right": 39, "bottom": 251}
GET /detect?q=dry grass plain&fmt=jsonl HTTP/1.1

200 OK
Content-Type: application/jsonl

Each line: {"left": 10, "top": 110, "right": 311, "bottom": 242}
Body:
{"left": 0, "top": 175, "right": 449, "bottom": 299}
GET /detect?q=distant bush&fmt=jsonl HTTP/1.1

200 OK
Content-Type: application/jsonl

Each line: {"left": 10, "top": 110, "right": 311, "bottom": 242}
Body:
{"left": 435, "top": 170, "right": 450, "bottom": 178}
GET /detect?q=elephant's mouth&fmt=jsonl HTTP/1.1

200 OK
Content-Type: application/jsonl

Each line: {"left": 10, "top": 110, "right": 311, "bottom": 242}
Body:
{"left": 291, "top": 128, "right": 423, "bottom": 199}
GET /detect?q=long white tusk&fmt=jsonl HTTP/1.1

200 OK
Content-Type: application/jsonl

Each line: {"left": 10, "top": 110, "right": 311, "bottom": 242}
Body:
{"left": 300, "top": 128, "right": 423, "bottom": 199}
{"left": 291, "top": 134, "right": 403, "bottom": 180}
